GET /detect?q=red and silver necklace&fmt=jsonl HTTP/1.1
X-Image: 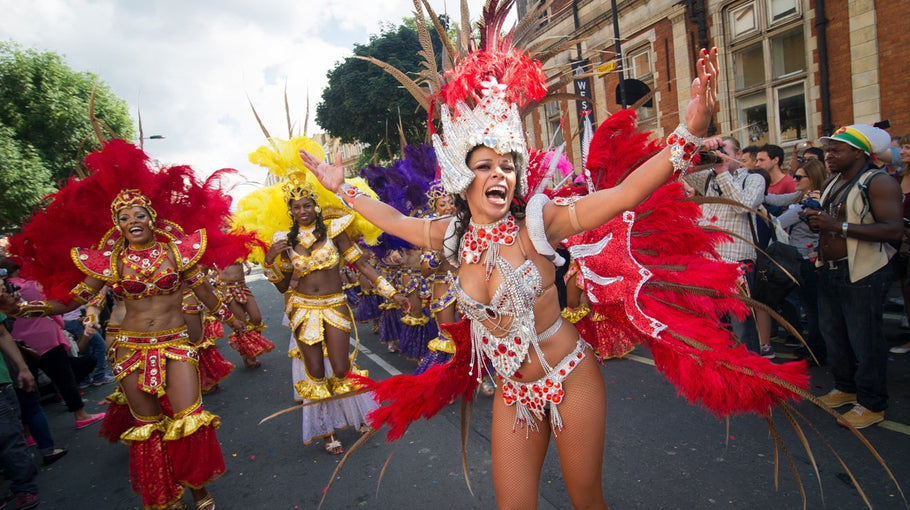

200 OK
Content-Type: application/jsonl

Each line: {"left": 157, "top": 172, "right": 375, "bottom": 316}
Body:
{"left": 461, "top": 214, "right": 519, "bottom": 279}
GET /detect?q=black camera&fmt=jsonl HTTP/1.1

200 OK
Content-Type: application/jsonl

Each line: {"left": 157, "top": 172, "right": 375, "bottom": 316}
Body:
{"left": 695, "top": 151, "right": 723, "bottom": 166}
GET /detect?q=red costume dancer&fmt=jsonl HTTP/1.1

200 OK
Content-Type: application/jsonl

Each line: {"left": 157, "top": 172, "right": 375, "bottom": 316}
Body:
{"left": 291, "top": 2, "right": 897, "bottom": 508}
{"left": 216, "top": 261, "right": 273, "bottom": 368}
{"left": 183, "top": 290, "right": 234, "bottom": 394}
{"left": 2, "top": 140, "right": 261, "bottom": 510}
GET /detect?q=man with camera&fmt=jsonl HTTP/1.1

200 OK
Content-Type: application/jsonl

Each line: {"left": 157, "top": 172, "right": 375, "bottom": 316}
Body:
{"left": 804, "top": 124, "right": 902, "bottom": 429}
{"left": 685, "top": 136, "right": 767, "bottom": 353}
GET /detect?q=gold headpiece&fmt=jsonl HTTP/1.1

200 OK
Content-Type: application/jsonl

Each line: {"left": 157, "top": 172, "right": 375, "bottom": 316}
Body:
{"left": 110, "top": 189, "right": 157, "bottom": 225}
{"left": 282, "top": 172, "right": 319, "bottom": 204}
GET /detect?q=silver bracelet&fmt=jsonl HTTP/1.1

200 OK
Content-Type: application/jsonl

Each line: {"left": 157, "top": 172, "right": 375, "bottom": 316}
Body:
{"left": 336, "top": 182, "right": 367, "bottom": 211}
{"left": 667, "top": 125, "right": 703, "bottom": 177}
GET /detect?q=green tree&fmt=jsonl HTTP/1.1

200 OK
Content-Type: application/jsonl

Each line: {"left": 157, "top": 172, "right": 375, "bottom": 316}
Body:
{"left": 0, "top": 123, "right": 54, "bottom": 231}
{"left": 316, "top": 21, "right": 442, "bottom": 164}
{"left": 0, "top": 41, "right": 134, "bottom": 186}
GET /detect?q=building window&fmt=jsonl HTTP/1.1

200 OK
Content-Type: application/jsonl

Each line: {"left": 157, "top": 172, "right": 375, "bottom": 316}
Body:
{"left": 726, "top": 0, "right": 807, "bottom": 146}
{"left": 544, "top": 100, "right": 564, "bottom": 147}
{"left": 625, "top": 45, "right": 656, "bottom": 122}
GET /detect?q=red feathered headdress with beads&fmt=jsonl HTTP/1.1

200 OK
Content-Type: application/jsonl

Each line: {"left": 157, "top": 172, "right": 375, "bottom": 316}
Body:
{"left": 8, "top": 140, "right": 264, "bottom": 303}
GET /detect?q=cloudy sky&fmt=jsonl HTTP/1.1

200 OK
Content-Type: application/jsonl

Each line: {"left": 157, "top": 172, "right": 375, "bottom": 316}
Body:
{"left": 1, "top": 0, "right": 487, "bottom": 199}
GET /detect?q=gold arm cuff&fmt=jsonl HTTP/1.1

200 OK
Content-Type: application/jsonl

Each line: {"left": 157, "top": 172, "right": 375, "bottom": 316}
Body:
{"left": 262, "top": 260, "right": 284, "bottom": 283}
{"left": 342, "top": 244, "right": 364, "bottom": 264}
{"left": 13, "top": 301, "right": 52, "bottom": 318}
{"left": 70, "top": 281, "right": 99, "bottom": 305}
{"left": 373, "top": 276, "right": 398, "bottom": 300}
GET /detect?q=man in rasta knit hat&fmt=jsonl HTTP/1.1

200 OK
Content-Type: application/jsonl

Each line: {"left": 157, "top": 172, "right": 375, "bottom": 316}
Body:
{"left": 805, "top": 124, "right": 902, "bottom": 429}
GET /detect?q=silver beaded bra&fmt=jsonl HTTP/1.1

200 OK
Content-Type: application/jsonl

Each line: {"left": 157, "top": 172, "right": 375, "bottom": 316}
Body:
{"left": 444, "top": 194, "right": 567, "bottom": 380}
{"left": 454, "top": 256, "right": 544, "bottom": 379}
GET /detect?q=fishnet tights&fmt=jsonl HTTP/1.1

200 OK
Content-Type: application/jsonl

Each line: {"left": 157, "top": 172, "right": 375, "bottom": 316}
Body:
{"left": 491, "top": 353, "right": 608, "bottom": 510}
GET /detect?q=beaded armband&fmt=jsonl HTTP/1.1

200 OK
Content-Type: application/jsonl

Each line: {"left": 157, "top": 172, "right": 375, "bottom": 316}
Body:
{"left": 183, "top": 267, "right": 206, "bottom": 289}
{"left": 373, "top": 276, "right": 399, "bottom": 300}
{"left": 70, "top": 281, "right": 99, "bottom": 305}
{"left": 337, "top": 182, "right": 368, "bottom": 210}
{"left": 262, "top": 259, "right": 284, "bottom": 283}
{"left": 666, "top": 125, "right": 702, "bottom": 177}
{"left": 342, "top": 244, "right": 364, "bottom": 264}
{"left": 13, "top": 301, "right": 53, "bottom": 318}
{"left": 211, "top": 299, "right": 235, "bottom": 323}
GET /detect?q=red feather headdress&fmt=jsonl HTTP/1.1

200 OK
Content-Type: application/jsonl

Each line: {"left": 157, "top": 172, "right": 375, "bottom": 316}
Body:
{"left": 9, "top": 140, "right": 263, "bottom": 302}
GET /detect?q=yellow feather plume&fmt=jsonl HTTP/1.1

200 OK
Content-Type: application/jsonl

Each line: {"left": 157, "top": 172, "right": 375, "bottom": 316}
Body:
{"left": 235, "top": 136, "right": 382, "bottom": 262}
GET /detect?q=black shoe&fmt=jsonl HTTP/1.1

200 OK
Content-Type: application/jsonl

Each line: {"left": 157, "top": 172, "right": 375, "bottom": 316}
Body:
{"left": 43, "top": 448, "right": 67, "bottom": 466}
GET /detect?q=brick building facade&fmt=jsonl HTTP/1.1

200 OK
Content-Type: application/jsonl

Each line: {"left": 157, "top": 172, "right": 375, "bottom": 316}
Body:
{"left": 518, "top": 0, "right": 908, "bottom": 167}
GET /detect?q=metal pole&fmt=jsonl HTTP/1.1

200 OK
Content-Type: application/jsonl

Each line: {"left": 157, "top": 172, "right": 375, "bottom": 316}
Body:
{"left": 611, "top": 0, "right": 627, "bottom": 108}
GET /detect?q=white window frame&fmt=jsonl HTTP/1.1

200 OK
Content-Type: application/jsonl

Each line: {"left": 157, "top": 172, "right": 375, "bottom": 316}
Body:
{"left": 725, "top": 0, "right": 808, "bottom": 146}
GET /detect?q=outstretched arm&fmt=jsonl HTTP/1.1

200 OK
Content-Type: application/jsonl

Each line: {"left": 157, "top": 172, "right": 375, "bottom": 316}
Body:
{"left": 299, "top": 152, "right": 452, "bottom": 251}
{"left": 544, "top": 48, "right": 719, "bottom": 243}
{"left": 0, "top": 276, "right": 105, "bottom": 318}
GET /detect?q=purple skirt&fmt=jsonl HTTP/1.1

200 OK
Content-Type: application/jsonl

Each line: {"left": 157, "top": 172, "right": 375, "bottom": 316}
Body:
{"left": 356, "top": 294, "right": 381, "bottom": 322}
{"left": 413, "top": 349, "right": 452, "bottom": 375}
{"left": 344, "top": 287, "right": 361, "bottom": 310}
{"left": 398, "top": 319, "right": 434, "bottom": 360}
{"left": 379, "top": 308, "right": 402, "bottom": 344}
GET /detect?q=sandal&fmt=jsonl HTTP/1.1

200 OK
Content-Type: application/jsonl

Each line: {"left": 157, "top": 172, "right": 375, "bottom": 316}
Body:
{"left": 201, "top": 384, "right": 219, "bottom": 396}
{"left": 324, "top": 437, "right": 344, "bottom": 455}
{"left": 194, "top": 494, "right": 215, "bottom": 510}
{"left": 242, "top": 356, "right": 261, "bottom": 369}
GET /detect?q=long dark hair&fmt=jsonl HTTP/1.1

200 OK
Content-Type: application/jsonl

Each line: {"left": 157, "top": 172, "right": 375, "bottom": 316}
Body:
{"left": 286, "top": 199, "right": 327, "bottom": 249}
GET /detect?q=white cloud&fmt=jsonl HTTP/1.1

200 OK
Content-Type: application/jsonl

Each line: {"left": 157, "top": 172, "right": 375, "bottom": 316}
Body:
{"left": 0, "top": 0, "right": 490, "bottom": 202}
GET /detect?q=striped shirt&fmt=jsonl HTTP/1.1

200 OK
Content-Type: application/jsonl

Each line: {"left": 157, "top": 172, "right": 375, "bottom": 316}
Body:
{"left": 685, "top": 168, "right": 766, "bottom": 263}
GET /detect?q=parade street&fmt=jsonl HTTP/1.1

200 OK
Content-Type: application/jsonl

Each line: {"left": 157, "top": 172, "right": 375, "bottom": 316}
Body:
{"left": 34, "top": 270, "right": 910, "bottom": 509}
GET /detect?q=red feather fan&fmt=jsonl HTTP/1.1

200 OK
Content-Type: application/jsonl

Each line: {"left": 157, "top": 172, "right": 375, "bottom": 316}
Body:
{"left": 566, "top": 110, "right": 808, "bottom": 416}
{"left": 8, "top": 140, "right": 264, "bottom": 303}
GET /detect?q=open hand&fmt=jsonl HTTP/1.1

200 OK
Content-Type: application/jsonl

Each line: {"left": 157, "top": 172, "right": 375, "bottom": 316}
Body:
{"left": 265, "top": 239, "right": 289, "bottom": 264}
{"left": 685, "top": 48, "right": 720, "bottom": 137}
{"left": 299, "top": 150, "right": 345, "bottom": 193}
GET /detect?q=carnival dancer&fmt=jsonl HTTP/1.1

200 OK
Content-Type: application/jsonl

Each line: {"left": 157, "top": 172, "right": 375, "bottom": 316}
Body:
{"left": 2, "top": 140, "right": 261, "bottom": 510}
{"left": 234, "top": 135, "right": 401, "bottom": 455}
{"left": 258, "top": 171, "right": 408, "bottom": 453}
{"left": 359, "top": 146, "right": 439, "bottom": 359}
{"left": 299, "top": 0, "right": 824, "bottom": 498}
{"left": 375, "top": 250, "right": 404, "bottom": 352}
{"left": 183, "top": 289, "right": 234, "bottom": 395}
{"left": 340, "top": 265, "right": 361, "bottom": 311}
{"left": 354, "top": 250, "right": 382, "bottom": 334}
{"left": 215, "top": 260, "right": 273, "bottom": 368}
{"left": 414, "top": 180, "right": 460, "bottom": 375}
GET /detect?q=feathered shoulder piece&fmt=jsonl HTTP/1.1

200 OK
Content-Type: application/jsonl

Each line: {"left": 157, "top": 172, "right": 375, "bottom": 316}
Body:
{"left": 9, "top": 140, "right": 262, "bottom": 302}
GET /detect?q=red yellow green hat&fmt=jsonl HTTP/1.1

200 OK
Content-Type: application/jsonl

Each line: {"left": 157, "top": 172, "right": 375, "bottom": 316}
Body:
{"left": 819, "top": 124, "right": 890, "bottom": 156}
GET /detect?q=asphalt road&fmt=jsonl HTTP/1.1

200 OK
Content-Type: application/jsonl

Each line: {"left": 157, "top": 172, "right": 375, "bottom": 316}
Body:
{"left": 25, "top": 270, "right": 910, "bottom": 509}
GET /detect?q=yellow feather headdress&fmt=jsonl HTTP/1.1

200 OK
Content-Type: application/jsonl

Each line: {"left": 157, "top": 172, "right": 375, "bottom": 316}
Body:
{"left": 233, "top": 136, "right": 382, "bottom": 262}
